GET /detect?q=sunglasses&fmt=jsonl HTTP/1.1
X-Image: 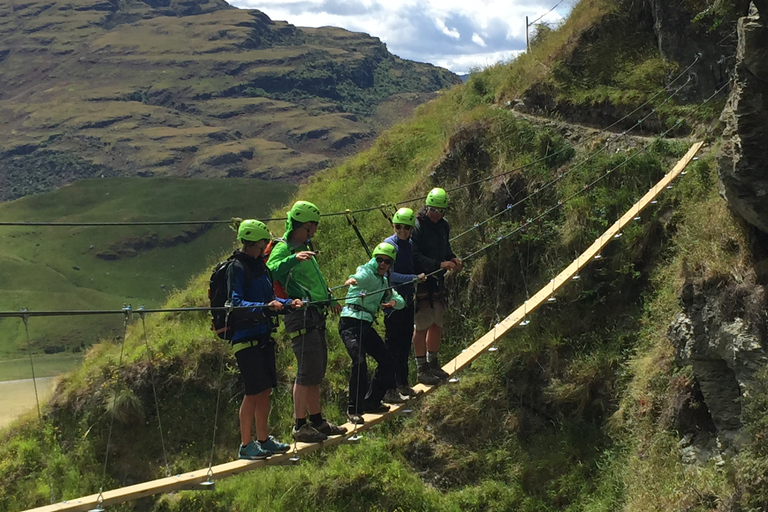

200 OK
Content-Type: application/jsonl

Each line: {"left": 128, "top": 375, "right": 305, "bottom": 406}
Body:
{"left": 428, "top": 207, "right": 446, "bottom": 215}
{"left": 375, "top": 257, "right": 393, "bottom": 265}
{"left": 394, "top": 224, "right": 412, "bottom": 231}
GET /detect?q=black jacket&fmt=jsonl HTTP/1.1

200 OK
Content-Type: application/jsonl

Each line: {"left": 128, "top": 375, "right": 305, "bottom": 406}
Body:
{"left": 412, "top": 211, "right": 456, "bottom": 297}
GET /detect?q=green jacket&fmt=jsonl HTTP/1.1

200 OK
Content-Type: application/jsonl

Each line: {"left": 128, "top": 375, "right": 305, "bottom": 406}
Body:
{"left": 266, "top": 237, "right": 332, "bottom": 304}
{"left": 341, "top": 258, "right": 405, "bottom": 323}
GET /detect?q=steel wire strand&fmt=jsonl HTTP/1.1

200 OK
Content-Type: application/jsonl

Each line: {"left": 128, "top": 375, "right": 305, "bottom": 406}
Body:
{"left": 449, "top": 74, "right": 694, "bottom": 243}
{"left": 528, "top": 0, "right": 569, "bottom": 27}
{"left": 139, "top": 309, "right": 171, "bottom": 477}
{"left": 0, "top": 82, "right": 727, "bottom": 320}
{"left": 207, "top": 308, "right": 231, "bottom": 476}
{"left": 461, "top": 81, "right": 729, "bottom": 263}
{"left": 22, "top": 313, "right": 55, "bottom": 504}
{"left": 95, "top": 306, "right": 131, "bottom": 510}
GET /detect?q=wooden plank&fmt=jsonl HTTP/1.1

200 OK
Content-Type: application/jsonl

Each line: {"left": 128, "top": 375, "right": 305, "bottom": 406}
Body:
{"left": 22, "top": 142, "right": 702, "bottom": 512}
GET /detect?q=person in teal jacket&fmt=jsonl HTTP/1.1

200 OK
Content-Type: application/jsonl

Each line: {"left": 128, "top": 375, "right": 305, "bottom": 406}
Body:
{"left": 339, "top": 243, "right": 405, "bottom": 425}
{"left": 267, "top": 201, "right": 346, "bottom": 444}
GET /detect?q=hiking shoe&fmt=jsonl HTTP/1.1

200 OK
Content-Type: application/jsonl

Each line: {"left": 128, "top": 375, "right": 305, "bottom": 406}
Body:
{"left": 347, "top": 411, "right": 365, "bottom": 425}
{"left": 397, "top": 385, "right": 415, "bottom": 397}
{"left": 238, "top": 440, "right": 269, "bottom": 460}
{"left": 429, "top": 358, "right": 450, "bottom": 381}
{"left": 260, "top": 436, "right": 290, "bottom": 454}
{"left": 417, "top": 363, "right": 441, "bottom": 385}
{"left": 383, "top": 389, "right": 406, "bottom": 404}
{"left": 364, "top": 402, "right": 390, "bottom": 414}
{"left": 313, "top": 420, "right": 347, "bottom": 436}
{"left": 292, "top": 423, "right": 328, "bottom": 443}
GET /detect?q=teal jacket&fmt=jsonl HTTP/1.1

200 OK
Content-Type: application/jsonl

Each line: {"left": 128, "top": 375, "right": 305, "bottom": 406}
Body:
{"left": 341, "top": 258, "right": 405, "bottom": 323}
{"left": 266, "top": 237, "right": 333, "bottom": 305}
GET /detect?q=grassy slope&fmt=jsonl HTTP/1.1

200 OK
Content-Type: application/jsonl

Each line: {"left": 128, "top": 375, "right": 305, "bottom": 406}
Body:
{"left": 2, "top": 1, "right": 761, "bottom": 511}
{"left": 0, "top": 178, "right": 295, "bottom": 362}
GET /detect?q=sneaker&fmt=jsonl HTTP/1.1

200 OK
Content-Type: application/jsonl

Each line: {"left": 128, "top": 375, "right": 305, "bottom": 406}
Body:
{"left": 238, "top": 440, "right": 269, "bottom": 460}
{"left": 313, "top": 420, "right": 347, "bottom": 436}
{"left": 292, "top": 423, "right": 328, "bottom": 443}
{"left": 347, "top": 411, "right": 365, "bottom": 425}
{"left": 260, "top": 435, "right": 290, "bottom": 454}
{"left": 364, "top": 402, "right": 390, "bottom": 414}
{"left": 429, "top": 358, "right": 450, "bottom": 381}
{"left": 383, "top": 389, "right": 406, "bottom": 404}
{"left": 397, "top": 385, "right": 415, "bottom": 397}
{"left": 417, "top": 363, "right": 441, "bottom": 385}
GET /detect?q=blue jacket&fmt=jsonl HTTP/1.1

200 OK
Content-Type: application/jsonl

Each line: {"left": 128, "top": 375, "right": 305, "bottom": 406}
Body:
{"left": 384, "top": 234, "right": 418, "bottom": 300}
{"left": 226, "top": 251, "right": 293, "bottom": 343}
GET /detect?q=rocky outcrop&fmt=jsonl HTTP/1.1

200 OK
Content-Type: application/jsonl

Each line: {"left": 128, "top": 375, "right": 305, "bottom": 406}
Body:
{"left": 718, "top": 8, "right": 768, "bottom": 234}
{"left": 647, "top": 0, "right": 735, "bottom": 100}
{"left": 668, "top": 274, "right": 767, "bottom": 449}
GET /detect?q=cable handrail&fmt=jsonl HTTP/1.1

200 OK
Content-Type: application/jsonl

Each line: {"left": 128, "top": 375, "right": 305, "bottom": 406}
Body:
{"left": 449, "top": 72, "right": 695, "bottom": 242}
{"left": 16, "top": 139, "right": 706, "bottom": 512}
{"left": 0, "top": 78, "right": 727, "bottom": 320}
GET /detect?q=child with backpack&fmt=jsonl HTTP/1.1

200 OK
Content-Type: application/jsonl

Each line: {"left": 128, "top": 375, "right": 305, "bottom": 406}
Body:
{"left": 339, "top": 243, "right": 405, "bottom": 425}
{"left": 219, "top": 219, "right": 301, "bottom": 460}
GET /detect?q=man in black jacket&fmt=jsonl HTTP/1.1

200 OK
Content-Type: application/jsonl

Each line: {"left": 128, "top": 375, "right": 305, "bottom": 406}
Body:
{"left": 411, "top": 188, "right": 462, "bottom": 384}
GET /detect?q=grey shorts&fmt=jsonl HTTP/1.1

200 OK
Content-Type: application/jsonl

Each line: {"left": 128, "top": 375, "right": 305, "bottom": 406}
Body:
{"left": 414, "top": 299, "right": 445, "bottom": 331}
{"left": 284, "top": 308, "right": 328, "bottom": 386}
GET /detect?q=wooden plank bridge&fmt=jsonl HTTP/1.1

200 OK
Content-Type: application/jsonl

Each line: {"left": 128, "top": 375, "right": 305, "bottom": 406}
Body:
{"left": 23, "top": 142, "right": 704, "bottom": 512}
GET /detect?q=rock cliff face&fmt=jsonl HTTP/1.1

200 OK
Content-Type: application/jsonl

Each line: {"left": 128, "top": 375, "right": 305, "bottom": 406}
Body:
{"left": 668, "top": 2, "right": 768, "bottom": 459}
{"left": 718, "top": 6, "right": 768, "bottom": 234}
{"left": 646, "top": 0, "right": 736, "bottom": 100}
{"left": 668, "top": 273, "right": 767, "bottom": 449}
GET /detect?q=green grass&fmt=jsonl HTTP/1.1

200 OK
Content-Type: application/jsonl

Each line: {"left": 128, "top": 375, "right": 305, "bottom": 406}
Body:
{"left": 0, "top": 177, "right": 295, "bottom": 358}
{"left": 0, "top": 1, "right": 751, "bottom": 510}
{"left": 0, "top": 354, "right": 83, "bottom": 381}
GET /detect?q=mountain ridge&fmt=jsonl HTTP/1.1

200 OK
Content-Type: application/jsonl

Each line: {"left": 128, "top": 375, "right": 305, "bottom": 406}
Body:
{"left": 0, "top": 0, "right": 461, "bottom": 198}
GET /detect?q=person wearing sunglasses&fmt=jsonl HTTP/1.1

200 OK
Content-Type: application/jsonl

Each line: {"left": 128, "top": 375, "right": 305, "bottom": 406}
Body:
{"left": 338, "top": 243, "right": 405, "bottom": 425}
{"left": 381, "top": 208, "right": 426, "bottom": 403}
{"left": 411, "top": 187, "right": 463, "bottom": 384}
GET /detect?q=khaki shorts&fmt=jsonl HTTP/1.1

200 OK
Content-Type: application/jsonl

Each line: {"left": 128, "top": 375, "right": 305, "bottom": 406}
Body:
{"left": 414, "top": 300, "right": 445, "bottom": 331}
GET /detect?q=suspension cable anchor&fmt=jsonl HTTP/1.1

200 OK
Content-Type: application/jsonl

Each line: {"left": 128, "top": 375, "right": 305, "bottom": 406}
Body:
{"left": 198, "top": 468, "right": 216, "bottom": 491}
{"left": 88, "top": 491, "right": 105, "bottom": 512}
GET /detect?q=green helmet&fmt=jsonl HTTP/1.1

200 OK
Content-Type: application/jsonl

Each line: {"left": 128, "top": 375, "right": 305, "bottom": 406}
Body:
{"left": 372, "top": 242, "right": 397, "bottom": 261}
{"left": 238, "top": 219, "right": 271, "bottom": 242}
{"left": 426, "top": 188, "right": 448, "bottom": 208}
{"left": 392, "top": 207, "right": 415, "bottom": 227}
{"left": 288, "top": 200, "right": 321, "bottom": 224}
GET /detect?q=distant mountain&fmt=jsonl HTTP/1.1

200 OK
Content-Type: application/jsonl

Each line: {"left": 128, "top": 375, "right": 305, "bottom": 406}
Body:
{"left": 0, "top": 0, "right": 461, "bottom": 199}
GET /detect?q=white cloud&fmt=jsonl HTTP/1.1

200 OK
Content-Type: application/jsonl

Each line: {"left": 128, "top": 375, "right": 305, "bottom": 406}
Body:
{"left": 471, "top": 33, "right": 487, "bottom": 47}
{"left": 435, "top": 18, "right": 461, "bottom": 39}
{"left": 230, "top": 0, "right": 572, "bottom": 74}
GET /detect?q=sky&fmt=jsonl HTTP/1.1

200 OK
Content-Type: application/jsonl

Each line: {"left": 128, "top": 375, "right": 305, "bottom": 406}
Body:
{"left": 229, "top": 0, "right": 574, "bottom": 74}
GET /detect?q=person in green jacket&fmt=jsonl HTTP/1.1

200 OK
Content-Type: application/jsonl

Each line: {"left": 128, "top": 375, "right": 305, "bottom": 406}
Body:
{"left": 267, "top": 201, "right": 347, "bottom": 443}
{"left": 339, "top": 243, "right": 406, "bottom": 425}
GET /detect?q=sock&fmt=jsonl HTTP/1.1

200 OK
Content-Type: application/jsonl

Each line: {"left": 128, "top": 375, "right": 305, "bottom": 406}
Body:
{"left": 427, "top": 351, "right": 439, "bottom": 364}
{"left": 309, "top": 413, "right": 323, "bottom": 426}
{"left": 258, "top": 438, "right": 268, "bottom": 444}
{"left": 295, "top": 417, "right": 307, "bottom": 429}
{"left": 416, "top": 355, "right": 427, "bottom": 367}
